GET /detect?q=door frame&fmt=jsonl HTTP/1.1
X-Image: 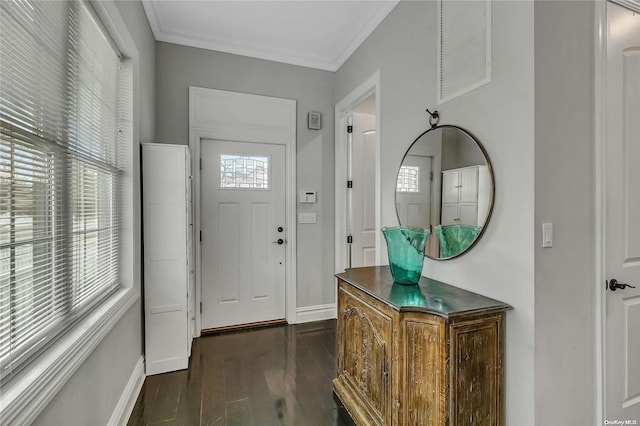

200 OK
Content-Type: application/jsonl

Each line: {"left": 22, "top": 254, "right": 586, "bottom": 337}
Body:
{"left": 334, "top": 71, "right": 382, "bottom": 275}
{"left": 594, "top": 1, "right": 640, "bottom": 423}
{"left": 189, "top": 87, "right": 297, "bottom": 337}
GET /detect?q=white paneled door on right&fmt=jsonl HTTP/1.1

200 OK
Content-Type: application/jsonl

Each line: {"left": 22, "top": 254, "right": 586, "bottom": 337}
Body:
{"left": 604, "top": 1, "right": 640, "bottom": 421}
{"left": 200, "top": 140, "right": 286, "bottom": 330}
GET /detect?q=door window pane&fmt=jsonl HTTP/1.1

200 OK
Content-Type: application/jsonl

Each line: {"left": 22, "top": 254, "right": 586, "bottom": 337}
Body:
{"left": 220, "top": 154, "right": 269, "bottom": 189}
{"left": 396, "top": 166, "right": 420, "bottom": 193}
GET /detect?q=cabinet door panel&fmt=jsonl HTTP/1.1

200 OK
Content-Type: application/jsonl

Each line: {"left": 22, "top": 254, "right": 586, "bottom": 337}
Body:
{"left": 459, "top": 203, "right": 479, "bottom": 227}
{"left": 442, "top": 170, "right": 460, "bottom": 203}
{"left": 441, "top": 203, "right": 459, "bottom": 225}
{"left": 459, "top": 167, "right": 479, "bottom": 203}
{"left": 337, "top": 286, "right": 392, "bottom": 424}
{"left": 449, "top": 315, "right": 505, "bottom": 426}
{"left": 403, "top": 318, "right": 445, "bottom": 426}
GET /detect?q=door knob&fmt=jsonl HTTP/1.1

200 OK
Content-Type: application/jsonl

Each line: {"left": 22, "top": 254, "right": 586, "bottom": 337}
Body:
{"left": 607, "top": 279, "right": 636, "bottom": 291}
{"left": 272, "top": 238, "right": 285, "bottom": 245}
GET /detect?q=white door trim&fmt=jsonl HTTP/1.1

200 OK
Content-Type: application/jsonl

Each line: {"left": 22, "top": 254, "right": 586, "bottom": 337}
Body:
{"left": 334, "top": 71, "right": 382, "bottom": 275}
{"left": 594, "top": 1, "right": 640, "bottom": 423}
{"left": 594, "top": 3, "right": 607, "bottom": 422}
{"left": 189, "top": 87, "right": 297, "bottom": 335}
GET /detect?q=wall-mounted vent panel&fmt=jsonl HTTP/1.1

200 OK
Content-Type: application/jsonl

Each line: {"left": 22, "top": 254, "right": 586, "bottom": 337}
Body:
{"left": 437, "top": 0, "right": 492, "bottom": 104}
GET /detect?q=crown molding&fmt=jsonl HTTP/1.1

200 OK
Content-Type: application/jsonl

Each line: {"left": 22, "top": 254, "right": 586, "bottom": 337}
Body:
{"left": 141, "top": 0, "right": 399, "bottom": 72}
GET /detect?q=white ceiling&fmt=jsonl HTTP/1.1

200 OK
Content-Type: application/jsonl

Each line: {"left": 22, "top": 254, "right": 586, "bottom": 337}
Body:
{"left": 141, "top": 0, "right": 399, "bottom": 71}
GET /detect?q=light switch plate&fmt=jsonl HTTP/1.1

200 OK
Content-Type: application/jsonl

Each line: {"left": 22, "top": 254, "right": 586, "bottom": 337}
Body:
{"left": 299, "top": 213, "right": 317, "bottom": 224}
{"left": 542, "top": 223, "right": 553, "bottom": 248}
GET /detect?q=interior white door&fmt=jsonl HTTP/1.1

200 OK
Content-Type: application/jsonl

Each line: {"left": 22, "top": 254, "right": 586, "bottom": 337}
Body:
{"left": 351, "top": 112, "right": 377, "bottom": 267}
{"left": 200, "top": 139, "right": 286, "bottom": 329}
{"left": 604, "top": 1, "right": 640, "bottom": 420}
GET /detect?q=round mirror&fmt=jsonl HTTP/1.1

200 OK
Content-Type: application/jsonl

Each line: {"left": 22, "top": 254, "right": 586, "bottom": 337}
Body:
{"left": 395, "top": 125, "right": 494, "bottom": 260}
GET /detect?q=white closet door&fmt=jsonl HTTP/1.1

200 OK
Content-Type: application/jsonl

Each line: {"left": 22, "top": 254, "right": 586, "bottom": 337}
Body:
{"left": 442, "top": 170, "right": 459, "bottom": 203}
{"left": 459, "top": 167, "right": 479, "bottom": 203}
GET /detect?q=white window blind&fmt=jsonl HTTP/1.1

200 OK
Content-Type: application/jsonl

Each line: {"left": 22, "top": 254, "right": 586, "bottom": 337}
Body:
{"left": 0, "top": 0, "right": 123, "bottom": 381}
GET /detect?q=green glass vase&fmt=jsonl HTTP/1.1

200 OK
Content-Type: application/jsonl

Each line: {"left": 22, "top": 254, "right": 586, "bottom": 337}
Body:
{"left": 382, "top": 226, "right": 430, "bottom": 285}
{"left": 435, "top": 224, "right": 481, "bottom": 258}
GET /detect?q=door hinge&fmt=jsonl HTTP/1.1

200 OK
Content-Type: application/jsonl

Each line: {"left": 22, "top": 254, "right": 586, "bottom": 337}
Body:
{"left": 199, "top": 302, "right": 202, "bottom": 313}
{"left": 347, "top": 125, "right": 353, "bottom": 133}
{"left": 430, "top": 171, "right": 434, "bottom": 181}
{"left": 200, "top": 158, "right": 202, "bottom": 170}
{"left": 347, "top": 180, "right": 353, "bottom": 188}
{"left": 347, "top": 235, "right": 353, "bottom": 244}
{"left": 200, "top": 231, "right": 202, "bottom": 242}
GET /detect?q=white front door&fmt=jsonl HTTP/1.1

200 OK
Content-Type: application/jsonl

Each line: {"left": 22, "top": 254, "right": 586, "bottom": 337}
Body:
{"left": 604, "top": 1, "right": 640, "bottom": 420}
{"left": 350, "top": 112, "right": 377, "bottom": 267}
{"left": 200, "top": 139, "right": 286, "bottom": 330}
{"left": 396, "top": 155, "right": 432, "bottom": 228}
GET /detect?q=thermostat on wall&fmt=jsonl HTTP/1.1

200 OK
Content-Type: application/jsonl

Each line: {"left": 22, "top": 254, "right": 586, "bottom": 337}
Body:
{"left": 300, "top": 191, "right": 317, "bottom": 203}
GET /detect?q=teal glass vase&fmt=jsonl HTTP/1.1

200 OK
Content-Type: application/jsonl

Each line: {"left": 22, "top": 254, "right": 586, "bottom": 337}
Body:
{"left": 382, "top": 226, "right": 430, "bottom": 285}
{"left": 435, "top": 224, "right": 481, "bottom": 258}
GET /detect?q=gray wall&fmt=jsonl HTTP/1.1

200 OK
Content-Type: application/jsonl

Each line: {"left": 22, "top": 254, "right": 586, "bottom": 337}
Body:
{"left": 155, "top": 42, "right": 336, "bottom": 308}
{"left": 441, "top": 128, "right": 487, "bottom": 170}
{"left": 534, "top": 2, "right": 595, "bottom": 424}
{"left": 334, "top": 1, "right": 537, "bottom": 424}
{"left": 33, "top": 0, "right": 155, "bottom": 424}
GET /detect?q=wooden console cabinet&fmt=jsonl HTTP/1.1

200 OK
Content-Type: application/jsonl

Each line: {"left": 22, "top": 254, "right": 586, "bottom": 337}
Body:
{"left": 333, "top": 266, "right": 511, "bottom": 426}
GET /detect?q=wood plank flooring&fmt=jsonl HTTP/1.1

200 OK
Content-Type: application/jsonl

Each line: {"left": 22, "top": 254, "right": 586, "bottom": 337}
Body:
{"left": 127, "top": 319, "right": 355, "bottom": 426}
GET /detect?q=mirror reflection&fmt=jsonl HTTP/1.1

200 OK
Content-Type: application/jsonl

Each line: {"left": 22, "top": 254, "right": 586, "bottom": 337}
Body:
{"left": 395, "top": 125, "right": 494, "bottom": 259}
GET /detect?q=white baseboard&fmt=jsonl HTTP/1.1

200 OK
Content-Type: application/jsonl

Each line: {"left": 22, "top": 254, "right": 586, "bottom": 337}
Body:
{"left": 108, "top": 356, "right": 145, "bottom": 426}
{"left": 295, "top": 303, "right": 336, "bottom": 324}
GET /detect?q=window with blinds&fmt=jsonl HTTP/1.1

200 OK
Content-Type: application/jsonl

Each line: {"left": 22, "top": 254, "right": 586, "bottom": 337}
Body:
{"left": 0, "top": 0, "right": 123, "bottom": 381}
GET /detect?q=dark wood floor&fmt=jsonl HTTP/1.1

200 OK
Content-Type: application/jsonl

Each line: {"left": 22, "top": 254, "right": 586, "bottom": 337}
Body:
{"left": 127, "top": 319, "right": 355, "bottom": 426}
